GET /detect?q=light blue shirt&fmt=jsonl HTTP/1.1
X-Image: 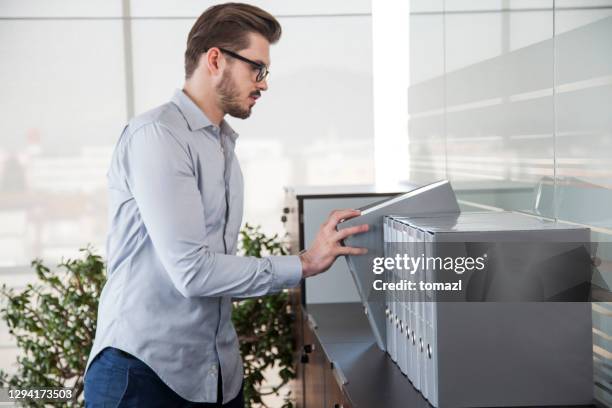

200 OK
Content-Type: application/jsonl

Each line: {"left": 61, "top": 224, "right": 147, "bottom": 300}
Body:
{"left": 86, "top": 89, "right": 303, "bottom": 403}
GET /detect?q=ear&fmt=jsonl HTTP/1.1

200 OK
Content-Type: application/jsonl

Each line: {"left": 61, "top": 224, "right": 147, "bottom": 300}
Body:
{"left": 203, "top": 48, "right": 224, "bottom": 78}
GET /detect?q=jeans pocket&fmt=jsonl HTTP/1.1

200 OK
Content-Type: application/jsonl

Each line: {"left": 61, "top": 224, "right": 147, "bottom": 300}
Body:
{"left": 84, "top": 352, "right": 129, "bottom": 408}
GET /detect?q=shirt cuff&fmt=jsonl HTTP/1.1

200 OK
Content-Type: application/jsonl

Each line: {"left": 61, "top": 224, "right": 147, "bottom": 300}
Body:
{"left": 269, "top": 255, "right": 303, "bottom": 291}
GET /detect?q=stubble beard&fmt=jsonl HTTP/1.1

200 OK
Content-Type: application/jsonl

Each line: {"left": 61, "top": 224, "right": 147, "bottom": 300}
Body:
{"left": 217, "top": 70, "right": 251, "bottom": 120}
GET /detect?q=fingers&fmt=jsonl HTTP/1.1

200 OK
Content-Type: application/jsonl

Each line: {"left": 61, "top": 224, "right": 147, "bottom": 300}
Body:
{"left": 336, "top": 246, "right": 368, "bottom": 256}
{"left": 334, "top": 224, "right": 369, "bottom": 241}
{"left": 325, "top": 209, "right": 361, "bottom": 229}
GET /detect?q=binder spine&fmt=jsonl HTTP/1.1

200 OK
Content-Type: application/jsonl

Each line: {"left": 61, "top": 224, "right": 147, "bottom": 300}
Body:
{"left": 416, "top": 227, "right": 426, "bottom": 394}
{"left": 389, "top": 219, "right": 398, "bottom": 362}
{"left": 408, "top": 223, "right": 418, "bottom": 385}
{"left": 384, "top": 217, "right": 394, "bottom": 358}
{"left": 402, "top": 221, "right": 413, "bottom": 381}
{"left": 397, "top": 221, "right": 407, "bottom": 375}
{"left": 426, "top": 231, "right": 439, "bottom": 407}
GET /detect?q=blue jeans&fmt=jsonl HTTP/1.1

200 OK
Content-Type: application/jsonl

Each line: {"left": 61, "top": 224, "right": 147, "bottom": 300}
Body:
{"left": 84, "top": 347, "right": 244, "bottom": 408}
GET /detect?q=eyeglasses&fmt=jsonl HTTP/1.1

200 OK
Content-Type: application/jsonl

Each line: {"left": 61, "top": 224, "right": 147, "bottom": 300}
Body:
{"left": 218, "top": 47, "right": 270, "bottom": 82}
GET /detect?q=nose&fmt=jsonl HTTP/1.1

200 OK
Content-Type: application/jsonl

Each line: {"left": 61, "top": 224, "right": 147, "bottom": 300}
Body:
{"left": 258, "top": 79, "right": 268, "bottom": 92}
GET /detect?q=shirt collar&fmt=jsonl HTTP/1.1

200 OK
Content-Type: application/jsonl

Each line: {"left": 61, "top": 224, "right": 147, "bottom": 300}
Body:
{"left": 171, "top": 89, "right": 239, "bottom": 142}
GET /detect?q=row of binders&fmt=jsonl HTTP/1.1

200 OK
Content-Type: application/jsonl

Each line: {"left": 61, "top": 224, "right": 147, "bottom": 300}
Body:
{"left": 383, "top": 215, "right": 436, "bottom": 405}
{"left": 382, "top": 211, "right": 593, "bottom": 407}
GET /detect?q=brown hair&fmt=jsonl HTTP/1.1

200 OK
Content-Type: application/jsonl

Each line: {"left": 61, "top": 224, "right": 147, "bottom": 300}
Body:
{"left": 184, "top": 3, "right": 282, "bottom": 79}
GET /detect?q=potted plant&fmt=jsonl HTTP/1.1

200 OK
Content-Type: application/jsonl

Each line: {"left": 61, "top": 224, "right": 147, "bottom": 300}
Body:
{"left": 0, "top": 224, "right": 296, "bottom": 408}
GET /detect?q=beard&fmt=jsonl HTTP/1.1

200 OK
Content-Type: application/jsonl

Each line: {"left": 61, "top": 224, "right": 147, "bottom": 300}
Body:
{"left": 216, "top": 70, "right": 251, "bottom": 119}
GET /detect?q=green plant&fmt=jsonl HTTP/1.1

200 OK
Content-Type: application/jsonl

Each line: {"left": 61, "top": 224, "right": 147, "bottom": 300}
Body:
{"left": 0, "top": 225, "right": 296, "bottom": 408}
{"left": 234, "top": 223, "right": 296, "bottom": 408}
{"left": 0, "top": 247, "right": 105, "bottom": 407}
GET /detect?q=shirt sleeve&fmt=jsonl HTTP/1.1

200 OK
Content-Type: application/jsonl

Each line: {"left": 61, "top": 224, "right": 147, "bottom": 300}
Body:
{"left": 120, "top": 122, "right": 302, "bottom": 298}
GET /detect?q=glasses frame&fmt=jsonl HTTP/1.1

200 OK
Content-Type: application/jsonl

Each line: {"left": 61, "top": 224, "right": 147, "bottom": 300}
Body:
{"left": 217, "top": 47, "right": 270, "bottom": 82}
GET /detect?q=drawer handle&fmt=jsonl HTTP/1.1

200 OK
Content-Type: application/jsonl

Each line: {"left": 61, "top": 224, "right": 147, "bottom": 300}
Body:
{"left": 307, "top": 313, "right": 318, "bottom": 330}
{"left": 331, "top": 361, "right": 348, "bottom": 385}
{"left": 304, "top": 344, "right": 315, "bottom": 354}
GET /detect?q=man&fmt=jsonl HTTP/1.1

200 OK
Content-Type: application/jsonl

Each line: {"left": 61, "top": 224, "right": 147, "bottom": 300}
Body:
{"left": 84, "top": 3, "right": 368, "bottom": 407}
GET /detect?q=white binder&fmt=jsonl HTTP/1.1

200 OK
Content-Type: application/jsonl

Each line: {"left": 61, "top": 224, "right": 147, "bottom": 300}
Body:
{"left": 389, "top": 218, "right": 398, "bottom": 363}
{"left": 401, "top": 221, "right": 412, "bottom": 379}
{"left": 338, "top": 180, "right": 460, "bottom": 351}
{"left": 383, "top": 217, "right": 394, "bottom": 359}
{"left": 415, "top": 226, "right": 426, "bottom": 393}
{"left": 397, "top": 221, "right": 408, "bottom": 375}
{"left": 425, "top": 230, "right": 439, "bottom": 406}
{"left": 407, "top": 223, "right": 418, "bottom": 384}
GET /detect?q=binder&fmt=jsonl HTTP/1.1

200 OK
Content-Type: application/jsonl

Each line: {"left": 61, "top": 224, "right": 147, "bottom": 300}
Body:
{"left": 383, "top": 217, "right": 394, "bottom": 358}
{"left": 398, "top": 223, "right": 410, "bottom": 376}
{"left": 389, "top": 218, "right": 398, "bottom": 363}
{"left": 394, "top": 218, "right": 402, "bottom": 366}
{"left": 420, "top": 225, "right": 431, "bottom": 403}
{"left": 415, "top": 226, "right": 426, "bottom": 394}
{"left": 397, "top": 221, "right": 408, "bottom": 375}
{"left": 425, "top": 230, "right": 439, "bottom": 407}
{"left": 338, "top": 180, "right": 460, "bottom": 351}
{"left": 401, "top": 221, "right": 413, "bottom": 380}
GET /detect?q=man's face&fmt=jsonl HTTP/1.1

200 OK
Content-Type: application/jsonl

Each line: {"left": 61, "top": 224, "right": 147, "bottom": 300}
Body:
{"left": 216, "top": 32, "right": 270, "bottom": 119}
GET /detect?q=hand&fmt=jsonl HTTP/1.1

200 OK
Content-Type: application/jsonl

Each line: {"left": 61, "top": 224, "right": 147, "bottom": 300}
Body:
{"left": 299, "top": 209, "right": 369, "bottom": 278}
